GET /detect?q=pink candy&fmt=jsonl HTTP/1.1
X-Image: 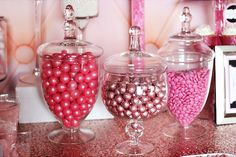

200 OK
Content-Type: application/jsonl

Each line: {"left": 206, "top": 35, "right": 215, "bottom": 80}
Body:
{"left": 167, "top": 68, "right": 210, "bottom": 126}
{"left": 41, "top": 51, "right": 98, "bottom": 128}
{"left": 102, "top": 74, "right": 167, "bottom": 119}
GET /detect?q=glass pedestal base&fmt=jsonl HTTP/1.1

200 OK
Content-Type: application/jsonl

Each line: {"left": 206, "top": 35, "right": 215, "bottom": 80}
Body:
{"left": 161, "top": 123, "right": 206, "bottom": 140}
{"left": 48, "top": 128, "right": 95, "bottom": 145}
{"left": 115, "top": 140, "right": 154, "bottom": 156}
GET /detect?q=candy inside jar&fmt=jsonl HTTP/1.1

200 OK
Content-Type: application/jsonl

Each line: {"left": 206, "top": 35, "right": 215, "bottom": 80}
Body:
{"left": 38, "top": 5, "right": 103, "bottom": 144}
{"left": 102, "top": 73, "right": 167, "bottom": 120}
{"left": 158, "top": 7, "right": 214, "bottom": 139}
{"left": 167, "top": 67, "right": 210, "bottom": 126}
{"left": 101, "top": 26, "right": 167, "bottom": 155}
{"left": 41, "top": 51, "right": 99, "bottom": 128}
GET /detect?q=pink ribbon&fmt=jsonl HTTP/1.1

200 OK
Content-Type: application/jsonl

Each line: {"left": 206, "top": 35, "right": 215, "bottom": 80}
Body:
{"left": 131, "top": 0, "right": 145, "bottom": 50}
{"left": 215, "top": 0, "right": 225, "bottom": 35}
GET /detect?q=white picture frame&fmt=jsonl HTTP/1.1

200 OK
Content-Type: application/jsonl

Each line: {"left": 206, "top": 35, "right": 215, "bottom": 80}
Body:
{"left": 215, "top": 46, "right": 236, "bottom": 125}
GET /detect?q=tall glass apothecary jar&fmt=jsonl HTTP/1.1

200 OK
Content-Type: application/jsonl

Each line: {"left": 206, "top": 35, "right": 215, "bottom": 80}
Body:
{"left": 38, "top": 5, "right": 103, "bottom": 144}
{"left": 158, "top": 7, "right": 214, "bottom": 139}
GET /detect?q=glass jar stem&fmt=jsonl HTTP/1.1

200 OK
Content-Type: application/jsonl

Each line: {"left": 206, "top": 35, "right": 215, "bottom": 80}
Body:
{"left": 69, "top": 128, "right": 77, "bottom": 141}
{"left": 125, "top": 120, "right": 144, "bottom": 146}
{"left": 131, "top": 136, "right": 139, "bottom": 145}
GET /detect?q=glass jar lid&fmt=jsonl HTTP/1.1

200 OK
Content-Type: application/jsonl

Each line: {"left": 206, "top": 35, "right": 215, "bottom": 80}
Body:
{"left": 104, "top": 26, "right": 166, "bottom": 74}
{"left": 38, "top": 5, "right": 103, "bottom": 59}
{"left": 38, "top": 40, "right": 103, "bottom": 59}
{"left": 158, "top": 7, "right": 214, "bottom": 64}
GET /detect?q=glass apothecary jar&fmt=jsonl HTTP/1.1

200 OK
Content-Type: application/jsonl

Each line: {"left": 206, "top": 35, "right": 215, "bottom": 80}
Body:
{"left": 101, "top": 26, "right": 167, "bottom": 155}
{"left": 158, "top": 7, "right": 214, "bottom": 139}
{"left": 37, "top": 5, "right": 103, "bottom": 144}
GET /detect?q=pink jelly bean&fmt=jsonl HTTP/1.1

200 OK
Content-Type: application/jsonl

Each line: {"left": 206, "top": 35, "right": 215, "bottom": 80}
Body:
{"left": 167, "top": 68, "right": 210, "bottom": 126}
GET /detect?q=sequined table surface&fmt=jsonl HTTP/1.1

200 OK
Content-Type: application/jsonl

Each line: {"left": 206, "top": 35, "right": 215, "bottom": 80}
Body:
{"left": 18, "top": 112, "right": 236, "bottom": 157}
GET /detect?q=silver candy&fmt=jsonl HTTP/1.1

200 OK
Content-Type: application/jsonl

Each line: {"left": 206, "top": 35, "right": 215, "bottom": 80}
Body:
{"left": 127, "top": 83, "right": 136, "bottom": 94}
{"left": 122, "top": 101, "right": 130, "bottom": 109}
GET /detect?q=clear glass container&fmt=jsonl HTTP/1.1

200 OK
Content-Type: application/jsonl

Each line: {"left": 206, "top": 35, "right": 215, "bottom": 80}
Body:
{"left": 37, "top": 5, "right": 103, "bottom": 144}
{"left": 101, "top": 26, "right": 167, "bottom": 155}
{"left": 158, "top": 7, "right": 214, "bottom": 139}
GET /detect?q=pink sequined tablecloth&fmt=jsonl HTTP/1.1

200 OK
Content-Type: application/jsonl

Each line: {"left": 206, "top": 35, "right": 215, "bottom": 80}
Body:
{"left": 18, "top": 112, "right": 236, "bottom": 157}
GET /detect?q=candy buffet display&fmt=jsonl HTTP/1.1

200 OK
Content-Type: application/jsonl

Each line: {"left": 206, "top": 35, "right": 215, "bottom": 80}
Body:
{"left": 101, "top": 26, "right": 167, "bottom": 155}
{"left": 38, "top": 5, "right": 103, "bottom": 144}
{"left": 158, "top": 7, "right": 214, "bottom": 139}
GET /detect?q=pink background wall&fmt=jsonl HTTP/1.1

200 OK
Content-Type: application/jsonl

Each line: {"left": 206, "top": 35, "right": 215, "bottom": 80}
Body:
{"left": 0, "top": 0, "right": 216, "bottom": 91}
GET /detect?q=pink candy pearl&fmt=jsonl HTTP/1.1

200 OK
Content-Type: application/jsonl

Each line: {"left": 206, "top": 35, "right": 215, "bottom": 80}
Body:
{"left": 53, "top": 94, "right": 62, "bottom": 103}
{"left": 44, "top": 68, "right": 53, "bottom": 77}
{"left": 69, "top": 72, "right": 77, "bottom": 78}
{"left": 60, "top": 74, "right": 70, "bottom": 84}
{"left": 167, "top": 68, "right": 210, "bottom": 126}
{"left": 85, "top": 74, "right": 92, "bottom": 83}
{"left": 52, "top": 60, "right": 62, "bottom": 67}
{"left": 74, "top": 73, "right": 84, "bottom": 83}
{"left": 60, "top": 100, "right": 70, "bottom": 109}
{"left": 87, "top": 96, "right": 96, "bottom": 104}
{"left": 88, "top": 62, "right": 97, "bottom": 71}
{"left": 70, "top": 90, "right": 79, "bottom": 99}
{"left": 47, "top": 86, "right": 57, "bottom": 95}
{"left": 57, "top": 83, "right": 66, "bottom": 92}
{"left": 78, "top": 83, "right": 87, "bottom": 92}
{"left": 55, "top": 111, "right": 64, "bottom": 119}
{"left": 88, "top": 80, "right": 98, "bottom": 89}
{"left": 52, "top": 53, "right": 63, "bottom": 59}
{"left": 71, "top": 119, "right": 80, "bottom": 127}
{"left": 71, "top": 64, "right": 80, "bottom": 72}
{"left": 67, "top": 80, "right": 77, "bottom": 90}
{"left": 42, "top": 81, "right": 50, "bottom": 89}
{"left": 89, "top": 70, "right": 98, "bottom": 80}
{"left": 53, "top": 68, "right": 62, "bottom": 77}
{"left": 40, "top": 51, "right": 99, "bottom": 129}
{"left": 77, "top": 96, "right": 86, "bottom": 104}
{"left": 42, "top": 61, "right": 52, "bottom": 69}
{"left": 49, "top": 76, "right": 58, "bottom": 86}
{"left": 73, "top": 110, "right": 81, "bottom": 117}
{"left": 60, "top": 63, "right": 70, "bottom": 73}
{"left": 70, "top": 102, "right": 79, "bottom": 111}
{"left": 80, "top": 65, "right": 89, "bottom": 74}
{"left": 61, "top": 91, "right": 70, "bottom": 100}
